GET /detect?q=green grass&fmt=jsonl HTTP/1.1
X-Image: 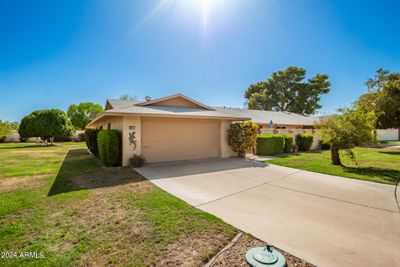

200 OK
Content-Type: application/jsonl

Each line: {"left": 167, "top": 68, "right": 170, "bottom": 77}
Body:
{"left": 268, "top": 147, "right": 400, "bottom": 185}
{"left": 0, "top": 142, "right": 84, "bottom": 179}
{"left": 0, "top": 142, "right": 237, "bottom": 266}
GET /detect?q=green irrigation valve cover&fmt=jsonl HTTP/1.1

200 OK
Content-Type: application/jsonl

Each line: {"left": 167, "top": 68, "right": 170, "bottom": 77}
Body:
{"left": 245, "top": 245, "right": 286, "bottom": 267}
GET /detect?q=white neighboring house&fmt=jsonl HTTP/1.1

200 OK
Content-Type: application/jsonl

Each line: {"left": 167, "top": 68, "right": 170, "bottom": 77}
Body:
{"left": 376, "top": 129, "right": 400, "bottom": 141}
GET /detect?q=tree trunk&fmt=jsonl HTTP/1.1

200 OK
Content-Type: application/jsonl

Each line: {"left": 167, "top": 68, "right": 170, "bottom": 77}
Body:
{"left": 330, "top": 145, "right": 342, "bottom": 165}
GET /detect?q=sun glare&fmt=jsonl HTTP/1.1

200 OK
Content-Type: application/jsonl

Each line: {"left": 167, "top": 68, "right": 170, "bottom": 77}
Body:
{"left": 138, "top": 0, "right": 231, "bottom": 35}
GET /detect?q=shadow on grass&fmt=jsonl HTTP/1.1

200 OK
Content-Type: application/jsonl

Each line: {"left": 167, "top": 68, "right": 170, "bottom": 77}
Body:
{"left": 273, "top": 153, "right": 302, "bottom": 158}
{"left": 48, "top": 149, "right": 145, "bottom": 196}
{"left": 342, "top": 165, "right": 400, "bottom": 184}
{"left": 378, "top": 151, "right": 400, "bottom": 156}
{"left": 273, "top": 150, "right": 324, "bottom": 158}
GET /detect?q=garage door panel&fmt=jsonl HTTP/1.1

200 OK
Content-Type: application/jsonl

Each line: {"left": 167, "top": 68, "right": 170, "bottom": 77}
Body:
{"left": 142, "top": 117, "right": 220, "bottom": 162}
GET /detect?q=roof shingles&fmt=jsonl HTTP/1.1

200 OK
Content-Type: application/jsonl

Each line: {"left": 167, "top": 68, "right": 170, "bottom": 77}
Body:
{"left": 89, "top": 96, "right": 317, "bottom": 127}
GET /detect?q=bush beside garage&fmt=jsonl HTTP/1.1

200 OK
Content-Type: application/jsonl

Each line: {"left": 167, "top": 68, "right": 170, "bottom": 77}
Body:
{"left": 256, "top": 133, "right": 315, "bottom": 156}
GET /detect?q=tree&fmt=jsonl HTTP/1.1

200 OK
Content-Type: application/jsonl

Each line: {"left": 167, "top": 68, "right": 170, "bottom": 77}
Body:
{"left": 227, "top": 121, "right": 259, "bottom": 157}
{"left": 119, "top": 94, "right": 137, "bottom": 101}
{"left": 19, "top": 109, "right": 74, "bottom": 146}
{"left": 316, "top": 109, "right": 376, "bottom": 165}
{"left": 245, "top": 66, "right": 330, "bottom": 115}
{"left": 356, "top": 68, "right": 400, "bottom": 129}
{"left": 0, "top": 120, "right": 19, "bottom": 137}
{"left": 67, "top": 102, "right": 103, "bottom": 130}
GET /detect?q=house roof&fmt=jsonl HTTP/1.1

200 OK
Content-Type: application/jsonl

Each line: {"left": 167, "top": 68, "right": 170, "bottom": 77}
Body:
{"left": 106, "top": 99, "right": 144, "bottom": 110}
{"left": 214, "top": 107, "right": 318, "bottom": 126}
{"left": 137, "top": 93, "right": 215, "bottom": 111}
{"left": 87, "top": 94, "right": 251, "bottom": 127}
{"left": 88, "top": 93, "right": 318, "bottom": 128}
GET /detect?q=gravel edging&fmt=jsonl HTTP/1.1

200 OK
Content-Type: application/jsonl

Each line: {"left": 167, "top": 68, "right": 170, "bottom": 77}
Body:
{"left": 206, "top": 232, "right": 314, "bottom": 267}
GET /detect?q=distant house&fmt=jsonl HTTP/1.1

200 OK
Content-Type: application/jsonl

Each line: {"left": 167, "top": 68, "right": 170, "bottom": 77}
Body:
{"left": 376, "top": 129, "right": 400, "bottom": 141}
{"left": 213, "top": 107, "right": 318, "bottom": 131}
{"left": 87, "top": 93, "right": 319, "bottom": 165}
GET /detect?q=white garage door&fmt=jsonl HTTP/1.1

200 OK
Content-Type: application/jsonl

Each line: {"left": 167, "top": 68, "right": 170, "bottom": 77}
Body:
{"left": 142, "top": 117, "right": 220, "bottom": 163}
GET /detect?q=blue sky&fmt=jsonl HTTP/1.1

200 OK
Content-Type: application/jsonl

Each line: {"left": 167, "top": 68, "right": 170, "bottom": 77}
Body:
{"left": 1, "top": 0, "right": 399, "bottom": 121}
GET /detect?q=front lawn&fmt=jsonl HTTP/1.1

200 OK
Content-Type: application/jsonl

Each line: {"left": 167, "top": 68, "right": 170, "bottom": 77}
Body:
{"left": 268, "top": 147, "right": 400, "bottom": 185}
{"left": 0, "top": 142, "right": 237, "bottom": 266}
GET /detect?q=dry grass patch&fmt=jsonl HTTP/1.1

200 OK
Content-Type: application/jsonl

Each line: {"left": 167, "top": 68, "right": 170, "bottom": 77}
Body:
{"left": 383, "top": 145, "right": 400, "bottom": 151}
{"left": 0, "top": 173, "right": 54, "bottom": 192}
{"left": 160, "top": 232, "right": 230, "bottom": 267}
{"left": 2, "top": 159, "right": 20, "bottom": 163}
{"left": 10, "top": 149, "right": 62, "bottom": 154}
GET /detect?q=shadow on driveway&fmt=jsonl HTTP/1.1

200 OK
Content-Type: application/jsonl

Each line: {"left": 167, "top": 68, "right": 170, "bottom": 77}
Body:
{"left": 137, "top": 157, "right": 269, "bottom": 179}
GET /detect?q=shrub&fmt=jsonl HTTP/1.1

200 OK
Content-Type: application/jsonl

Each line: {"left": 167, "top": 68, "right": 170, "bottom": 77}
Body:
{"left": 283, "top": 135, "right": 293, "bottom": 153}
{"left": 97, "top": 130, "right": 121, "bottom": 167}
{"left": 256, "top": 134, "right": 285, "bottom": 155}
{"left": 296, "top": 133, "right": 314, "bottom": 151}
{"left": 85, "top": 129, "right": 99, "bottom": 156}
{"left": 130, "top": 154, "right": 145, "bottom": 168}
{"left": 19, "top": 109, "right": 74, "bottom": 146}
{"left": 0, "top": 120, "right": 18, "bottom": 137}
{"left": 0, "top": 136, "right": 6, "bottom": 143}
{"left": 227, "top": 121, "right": 259, "bottom": 157}
{"left": 320, "top": 141, "right": 330, "bottom": 150}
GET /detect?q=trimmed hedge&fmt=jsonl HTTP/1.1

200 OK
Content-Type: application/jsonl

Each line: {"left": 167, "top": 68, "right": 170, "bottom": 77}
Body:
{"left": 296, "top": 133, "right": 314, "bottom": 151}
{"left": 283, "top": 135, "right": 294, "bottom": 153}
{"left": 97, "top": 130, "right": 121, "bottom": 167}
{"left": 85, "top": 129, "right": 99, "bottom": 156}
{"left": 256, "top": 134, "right": 285, "bottom": 155}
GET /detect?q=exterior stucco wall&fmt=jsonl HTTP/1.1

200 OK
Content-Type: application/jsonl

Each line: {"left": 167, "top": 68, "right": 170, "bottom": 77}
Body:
{"left": 220, "top": 120, "right": 236, "bottom": 157}
{"left": 90, "top": 115, "right": 237, "bottom": 165}
{"left": 122, "top": 116, "right": 141, "bottom": 166}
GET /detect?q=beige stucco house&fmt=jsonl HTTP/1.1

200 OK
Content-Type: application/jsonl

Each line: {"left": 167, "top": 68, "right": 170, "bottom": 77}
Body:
{"left": 87, "top": 94, "right": 250, "bottom": 166}
{"left": 87, "top": 93, "right": 320, "bottom": 166}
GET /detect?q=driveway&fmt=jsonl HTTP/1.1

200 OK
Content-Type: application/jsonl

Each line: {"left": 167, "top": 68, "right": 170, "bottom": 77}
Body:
{"left": 135, "top": 158, "right": 400, "bottom": 267}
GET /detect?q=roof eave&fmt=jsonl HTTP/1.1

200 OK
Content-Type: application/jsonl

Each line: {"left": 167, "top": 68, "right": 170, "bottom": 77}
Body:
{"left": 86, "top": 111, "right": 250, "bottom": 128}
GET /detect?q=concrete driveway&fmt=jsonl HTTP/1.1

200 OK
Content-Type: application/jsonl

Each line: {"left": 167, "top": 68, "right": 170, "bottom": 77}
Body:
{"left": 135, "top": 158, "right": 400, "bottom": 267}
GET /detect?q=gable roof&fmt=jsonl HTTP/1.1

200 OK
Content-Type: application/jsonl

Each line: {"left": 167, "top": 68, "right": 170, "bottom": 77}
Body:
{"left": 88, "top": 93, "right": 318, "bottom": 128}
{"left": 87, "top": 95, "right": 250, "bottom": 128}
{"left": 137, "top": 93, "right": 215, "bottom": 111}
{"left": 105, "top": 99, "right": 144, "bottom": 110}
